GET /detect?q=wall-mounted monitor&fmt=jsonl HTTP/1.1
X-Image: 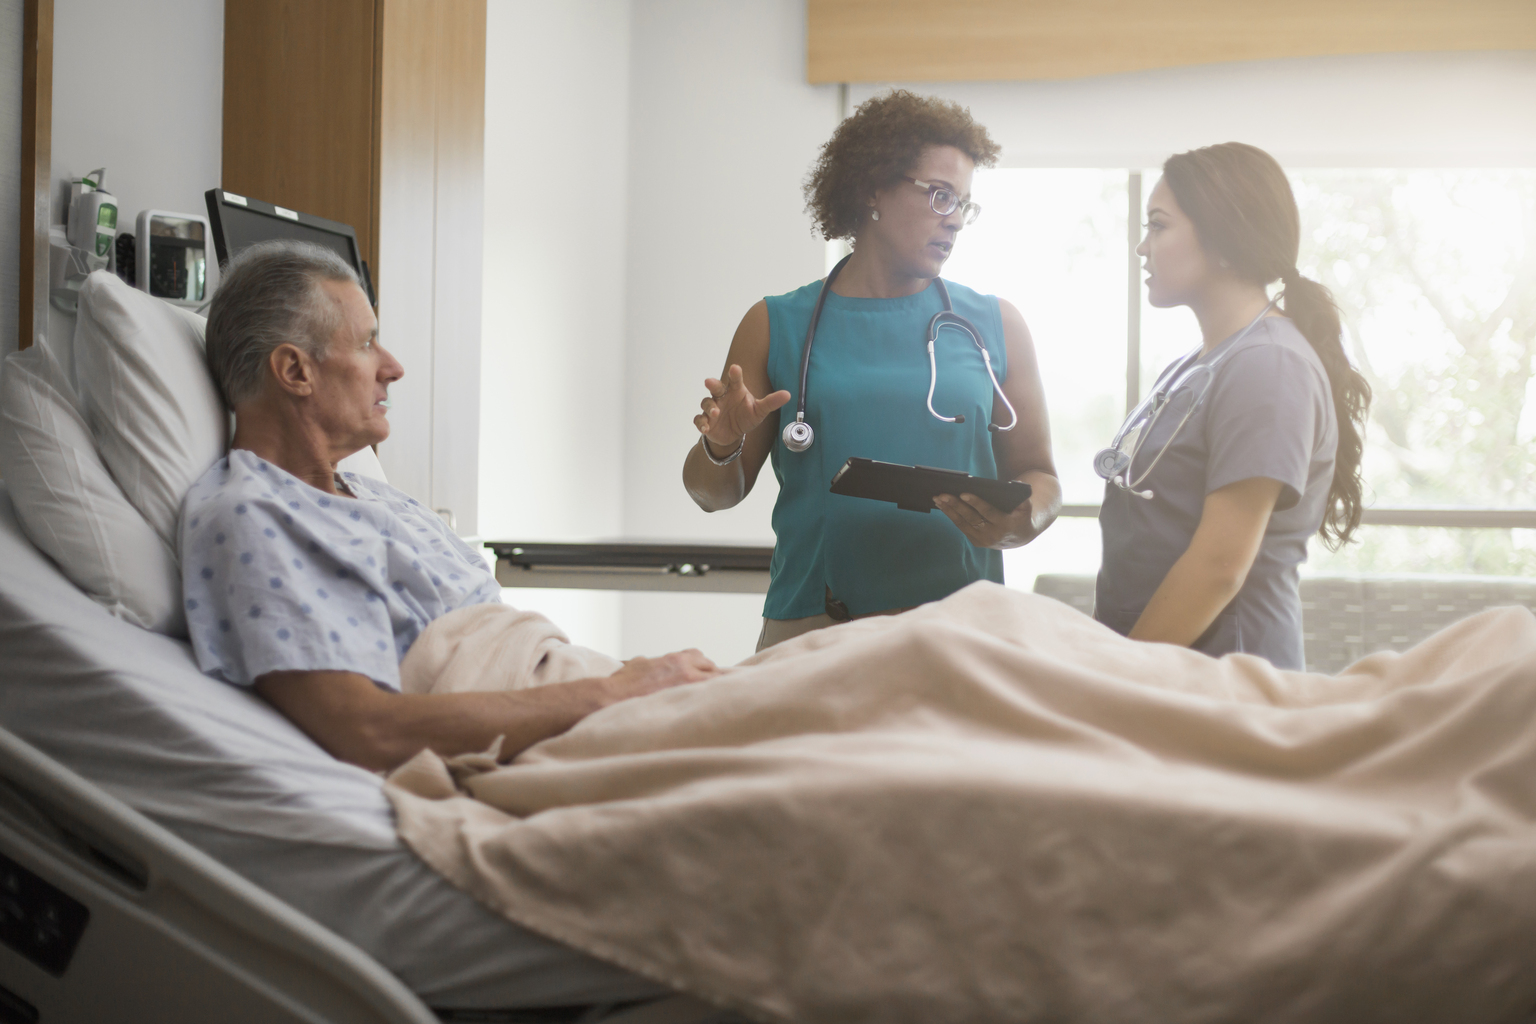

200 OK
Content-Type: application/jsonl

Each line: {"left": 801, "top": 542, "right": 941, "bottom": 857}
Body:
{"left": 204, "top": 189, "right": 375, "bottom": 305}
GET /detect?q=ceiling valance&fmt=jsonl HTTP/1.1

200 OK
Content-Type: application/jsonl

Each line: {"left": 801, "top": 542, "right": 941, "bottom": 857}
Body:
{"left": 807, "top": 0, "right": 1536, "bottom": 83}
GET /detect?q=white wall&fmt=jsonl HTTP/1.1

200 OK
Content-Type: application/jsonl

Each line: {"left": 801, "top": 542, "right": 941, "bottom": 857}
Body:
{"left": 46, "top": 0, "right": 224, "bottom": 364}
{"left": 479, "top": 0, "right": 837, "bottom": 666}
{"left": 480, "top": 0, "right": 634, "bottom": 653}
{"left": 51, "top": 0, "right": 224, "bottom": 252}
{"left": 1, "top": 0, "right": 22, "bottom": 363}
{"left": 617, "top": 0, "right": 837, "bottom": 664}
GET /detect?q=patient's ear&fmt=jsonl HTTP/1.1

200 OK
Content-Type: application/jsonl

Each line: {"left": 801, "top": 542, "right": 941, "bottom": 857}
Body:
{"left": 268, "top": 343, "right": 317, "bottom": 397}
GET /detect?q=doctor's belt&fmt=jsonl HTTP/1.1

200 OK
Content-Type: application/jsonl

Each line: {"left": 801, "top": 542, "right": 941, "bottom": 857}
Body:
{"left": 824, "top": 587, "right": 917, "bottom": 622}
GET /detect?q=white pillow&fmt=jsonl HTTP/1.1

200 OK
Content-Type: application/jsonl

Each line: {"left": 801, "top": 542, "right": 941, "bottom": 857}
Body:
{"left": 73, "top": 271, "right": 227, "bottom": 550}
{"left": 0, "top": 341, "right": 186, "bottom": 635}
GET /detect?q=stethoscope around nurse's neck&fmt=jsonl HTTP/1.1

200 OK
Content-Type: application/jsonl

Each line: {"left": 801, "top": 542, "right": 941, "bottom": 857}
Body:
{"left": 1093, "top": 295, "right": 1281, "bottom": 500}
{"left": 780, "top": 253, "right": 1018, "bottom": 453}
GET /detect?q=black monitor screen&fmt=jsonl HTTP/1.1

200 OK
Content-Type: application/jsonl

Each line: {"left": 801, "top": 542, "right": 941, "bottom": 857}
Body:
{"left": 204, "top": 189, "right": 375, "bottom": 304}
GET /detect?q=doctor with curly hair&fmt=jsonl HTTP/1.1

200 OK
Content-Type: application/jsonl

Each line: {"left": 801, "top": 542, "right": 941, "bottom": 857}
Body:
{"left": 682, "top": 90, "right": 1062, "bottom": 650}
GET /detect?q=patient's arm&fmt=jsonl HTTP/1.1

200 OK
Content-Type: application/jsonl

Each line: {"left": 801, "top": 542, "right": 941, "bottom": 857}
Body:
{"left": 255, "top": 651, "right": 717, "bottom": 772}
{"left": 1128, "top": 476, "right": 1283, "bottom": 648}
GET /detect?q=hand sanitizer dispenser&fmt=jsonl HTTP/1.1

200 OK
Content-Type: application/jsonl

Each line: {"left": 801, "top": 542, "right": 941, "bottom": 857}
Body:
{"left": 50, "top": 167, "right": 118, "bottom": 312}
{"left": 66, "top": 168, "right": 117, "bottom": 264}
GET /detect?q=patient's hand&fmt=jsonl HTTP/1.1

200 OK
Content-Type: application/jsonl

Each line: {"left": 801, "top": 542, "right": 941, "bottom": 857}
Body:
{"left": 605, "top": 649, "right": 720, "bottom": 701}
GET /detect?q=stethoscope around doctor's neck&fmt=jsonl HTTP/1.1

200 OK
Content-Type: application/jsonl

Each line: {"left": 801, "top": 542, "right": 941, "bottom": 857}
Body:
{"left": 781, "top": 253, "right": 1018, "bottom": 453}
{"left": 1093, "top": 295, "right": 1281, "bottom": 500}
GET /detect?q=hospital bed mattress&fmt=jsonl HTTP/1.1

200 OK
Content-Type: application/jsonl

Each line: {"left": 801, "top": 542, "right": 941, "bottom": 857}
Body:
{"left": 0, "top": 484, "right": 668, "bottom": 1012}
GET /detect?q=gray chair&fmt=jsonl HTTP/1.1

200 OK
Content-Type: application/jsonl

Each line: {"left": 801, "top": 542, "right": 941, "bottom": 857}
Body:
{"left": 1032, "top": 573, "right": 1536, "bottom": 674}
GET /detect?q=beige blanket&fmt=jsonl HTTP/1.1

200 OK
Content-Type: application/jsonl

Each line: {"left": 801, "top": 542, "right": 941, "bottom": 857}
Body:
{"left": 396, "top": 601, "right": 623, "bottom": 696}
{"left": 385, "top": 583, "right": 1536, "bottom": 1024}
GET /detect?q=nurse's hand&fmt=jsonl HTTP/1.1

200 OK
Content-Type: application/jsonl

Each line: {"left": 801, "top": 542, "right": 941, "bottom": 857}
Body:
{"left": 935, "top": 492, "right": 1045, "bottom": 549}
{"left": 694, "top": 363, "right": 792, "bottom": 448}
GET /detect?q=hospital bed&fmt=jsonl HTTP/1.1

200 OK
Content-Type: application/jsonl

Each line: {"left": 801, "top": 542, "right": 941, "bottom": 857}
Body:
{"left": 5, "top": 252, "right": 1528, "bottom": 1019}
{"left": 0, "top": 483, "right": 738, "bottom": 1023}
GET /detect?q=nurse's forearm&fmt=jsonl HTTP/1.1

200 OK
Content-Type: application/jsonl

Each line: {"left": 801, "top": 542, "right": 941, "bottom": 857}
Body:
{"left": 1127, "top": 477, "right": 1281, "bottom": 647}
{"left": 683, "top": 440, "right": 747, "bottom": 511}
{"left": 1127, "top": 549, "right": 1247, "bottom": 647}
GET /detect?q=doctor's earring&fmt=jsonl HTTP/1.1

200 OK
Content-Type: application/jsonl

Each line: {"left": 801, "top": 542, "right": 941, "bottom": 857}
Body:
{"left": 871, "top": 209, "right": 880, "bottom": 221}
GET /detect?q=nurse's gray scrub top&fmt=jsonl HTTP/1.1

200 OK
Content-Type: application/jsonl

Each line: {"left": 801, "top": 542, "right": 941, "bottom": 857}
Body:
{"left": 1095, "top": 316, "right": 1338, "bottom": 669}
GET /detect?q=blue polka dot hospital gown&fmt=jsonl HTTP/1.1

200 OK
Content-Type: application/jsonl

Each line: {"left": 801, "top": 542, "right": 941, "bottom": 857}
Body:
{"left": 179, "top": 448, "right": 501, "bottom": 691}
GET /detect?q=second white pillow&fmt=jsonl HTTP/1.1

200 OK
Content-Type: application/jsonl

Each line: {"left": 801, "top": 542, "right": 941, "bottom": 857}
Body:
{"left": 74, "top": 271, "right": 228, "bottom": 550}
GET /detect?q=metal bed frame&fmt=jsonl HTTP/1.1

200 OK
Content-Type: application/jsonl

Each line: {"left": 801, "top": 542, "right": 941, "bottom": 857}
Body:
{"left": 0, "top": 726, "right": 730, "bottom": 1024}
{"left": 0, "top": 723, "right": 437, "bottom": 1023}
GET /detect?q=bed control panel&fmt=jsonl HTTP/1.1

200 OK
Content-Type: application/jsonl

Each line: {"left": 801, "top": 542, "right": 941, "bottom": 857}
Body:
{"left": 0, "top": 851, "right": 89, "bottom": 977}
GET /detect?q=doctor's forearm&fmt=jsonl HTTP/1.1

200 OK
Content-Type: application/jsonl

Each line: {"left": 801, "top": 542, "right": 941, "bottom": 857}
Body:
{"left": 682, "top": 442, "right": 746, "bottom": 511}
{"left": 1019, "top": 470, "right": 1061, "bottom": 533}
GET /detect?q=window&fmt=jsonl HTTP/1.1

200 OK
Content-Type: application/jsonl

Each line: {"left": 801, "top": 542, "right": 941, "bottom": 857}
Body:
{"left": 1296, "top": 170, "right": 1536, "bottom": 575}
{"left": 940, "top": 166, "right": 1536, "bottom": 588}
{"left": 940, "top": 169, "right": 1130, "bottom": 588}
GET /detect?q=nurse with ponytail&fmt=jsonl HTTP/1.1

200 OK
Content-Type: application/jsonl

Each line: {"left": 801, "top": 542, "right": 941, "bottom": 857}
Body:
{"left": 1095, "top": 142, "right": 1371, "bottom": 669}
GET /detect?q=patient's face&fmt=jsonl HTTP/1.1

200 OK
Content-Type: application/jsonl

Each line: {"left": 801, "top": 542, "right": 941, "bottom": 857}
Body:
{"left": 312, "top": 280, "right": 404, "bottom": 456}
{"left": 1137, "top": 179, "right": 1214, "bottom": 308}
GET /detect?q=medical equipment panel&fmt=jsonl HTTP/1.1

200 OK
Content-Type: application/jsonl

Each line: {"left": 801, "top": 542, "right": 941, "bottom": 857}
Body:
{"left": 134, "top": 211, "right": 212, "bottom": 306}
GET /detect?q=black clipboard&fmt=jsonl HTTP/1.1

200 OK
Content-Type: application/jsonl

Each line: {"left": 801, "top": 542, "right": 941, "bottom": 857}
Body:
{"left": 829, "top": 457, "right": 1032, "bottom": 514}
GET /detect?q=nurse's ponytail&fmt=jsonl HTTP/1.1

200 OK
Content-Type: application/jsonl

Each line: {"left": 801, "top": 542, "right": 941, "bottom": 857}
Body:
{"left": 1163, "top": 143, "right": 1370, "bottom": 549}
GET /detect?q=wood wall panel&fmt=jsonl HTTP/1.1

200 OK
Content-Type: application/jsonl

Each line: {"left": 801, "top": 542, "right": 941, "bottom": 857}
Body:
{"left": 222, "top": 0, "right": 379, "bottom": 275}
{"left": 807, "top": 0, "right": 1536, "bottom": 83}
{"left": 19, "top": 0, "right": 52, "bottom": 351}
{"left": 374, "top": 0, "right": 441, "bottom": 509}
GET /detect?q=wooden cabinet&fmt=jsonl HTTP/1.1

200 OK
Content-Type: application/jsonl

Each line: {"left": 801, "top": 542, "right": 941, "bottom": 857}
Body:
{"left": 222, "top": 0, "right": 382, "bottom": 278}
{"left": 221, "top": 0, "right": 486, "bottom": 532}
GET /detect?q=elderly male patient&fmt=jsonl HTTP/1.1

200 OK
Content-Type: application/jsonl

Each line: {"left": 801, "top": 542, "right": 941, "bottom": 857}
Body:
{"left": 180, "top": 240, "right": 717, "bottom": 771}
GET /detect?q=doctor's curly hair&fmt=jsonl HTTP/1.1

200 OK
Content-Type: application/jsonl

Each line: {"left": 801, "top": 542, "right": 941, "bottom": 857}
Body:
{"left": 804, "top": 90, "right": 1000, "bottom": 241}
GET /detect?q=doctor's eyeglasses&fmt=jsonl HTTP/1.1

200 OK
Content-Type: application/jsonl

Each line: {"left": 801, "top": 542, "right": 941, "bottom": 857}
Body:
{"left": 903, "top": 177, "right": 981, "bottom": 225}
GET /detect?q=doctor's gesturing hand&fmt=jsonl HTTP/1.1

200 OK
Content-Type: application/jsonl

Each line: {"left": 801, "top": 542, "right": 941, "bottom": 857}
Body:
{"left": 693, "top": 363, "right": 791, "bottom": 457}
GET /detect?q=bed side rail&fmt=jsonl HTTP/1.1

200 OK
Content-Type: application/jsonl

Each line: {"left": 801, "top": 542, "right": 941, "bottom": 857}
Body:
{"left": 0, "top": 725, "right": 437, "bottom": 1024}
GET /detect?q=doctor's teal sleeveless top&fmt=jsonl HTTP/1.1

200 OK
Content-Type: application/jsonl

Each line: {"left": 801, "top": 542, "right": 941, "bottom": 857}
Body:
{"left": 763, "top": 277, "right": 1008, "bottom": 620}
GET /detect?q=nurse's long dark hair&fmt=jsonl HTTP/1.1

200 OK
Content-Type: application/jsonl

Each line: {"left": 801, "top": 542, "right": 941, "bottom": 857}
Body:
{"left": 1162, "top": 143, "right": 1370, "bottom": 549}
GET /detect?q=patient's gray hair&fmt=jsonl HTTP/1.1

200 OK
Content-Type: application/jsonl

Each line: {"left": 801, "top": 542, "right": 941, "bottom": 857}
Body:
{"left": 205, "top": 240, "right": 363, "bottom": 407}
